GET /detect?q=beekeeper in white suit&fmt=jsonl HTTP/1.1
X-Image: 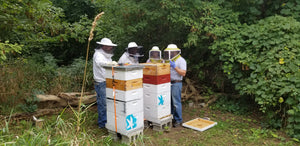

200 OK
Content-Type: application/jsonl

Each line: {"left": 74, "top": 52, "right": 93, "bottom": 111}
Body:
{"left": 118, "top": 42, "right": 143, "bottom": 65}
{"left": 93, "top": 38, "right": 117, "bottom": 128}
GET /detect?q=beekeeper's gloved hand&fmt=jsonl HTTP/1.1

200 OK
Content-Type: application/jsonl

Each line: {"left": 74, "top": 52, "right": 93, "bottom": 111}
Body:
{"left": 170, "top": 61, "right": 176, "bottom": 68}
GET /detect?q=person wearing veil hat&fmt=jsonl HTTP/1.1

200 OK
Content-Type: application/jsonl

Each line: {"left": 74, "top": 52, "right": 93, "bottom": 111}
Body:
{"left": 163, "top": 44, "right": 187, "bottom": 127}
{"left": 118, "top": 42, "right": 144, "bottom": 65}
{"left": 93, "top": 38, "right": 117, "bottom": 128}
{"left": 146, "top": 46, "right": 164, "bottom": 63}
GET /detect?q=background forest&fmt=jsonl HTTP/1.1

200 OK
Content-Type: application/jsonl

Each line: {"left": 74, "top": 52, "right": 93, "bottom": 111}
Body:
{"left": 1, "top": 0, "right": 299, "bottom": 142}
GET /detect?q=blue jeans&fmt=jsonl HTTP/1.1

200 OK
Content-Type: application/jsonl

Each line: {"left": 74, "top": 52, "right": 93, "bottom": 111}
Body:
{"left": 95, "top": 81, "right": 107, "bottom": 128}
{"left": 171, "top": 82, "right": 183, "bottom": 123}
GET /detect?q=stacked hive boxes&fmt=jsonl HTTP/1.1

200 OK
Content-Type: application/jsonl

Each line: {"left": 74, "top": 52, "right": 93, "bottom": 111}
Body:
{"left": 104, "top": 65, "right": 144, "bottom": 135}
{"left": 142, "top": 63, "right": 171, "bottom": 123}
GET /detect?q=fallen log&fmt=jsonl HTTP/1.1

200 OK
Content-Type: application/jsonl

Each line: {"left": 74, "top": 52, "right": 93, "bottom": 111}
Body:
{"left": 58, "top": 92, "right": 94, "bottom": 101}
{"left": 36, "top": 94, "right": 67, "bottom": 107}
{"left": 36, "top": 93, "right": 96, "bottom": 107}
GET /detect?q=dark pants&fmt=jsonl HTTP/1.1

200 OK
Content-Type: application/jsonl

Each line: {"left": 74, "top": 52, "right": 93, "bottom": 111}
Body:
{"left": 95, "top": 81, "right": 107, "bottom": 128}
{"left": 171, "top": 82, "right": 183, "bottom": 123}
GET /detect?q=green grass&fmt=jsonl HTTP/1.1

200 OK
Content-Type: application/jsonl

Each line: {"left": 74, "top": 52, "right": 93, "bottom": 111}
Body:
{"left": 144, "top": 105, "right": 299, "bottom": 146}
{"left": 0, "top": 106, "right": 299, "bottom": 146}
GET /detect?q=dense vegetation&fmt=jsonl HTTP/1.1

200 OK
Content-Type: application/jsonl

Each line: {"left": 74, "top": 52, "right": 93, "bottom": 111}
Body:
{"left": 1, "top": 0, "right": 299, "bottom": 140}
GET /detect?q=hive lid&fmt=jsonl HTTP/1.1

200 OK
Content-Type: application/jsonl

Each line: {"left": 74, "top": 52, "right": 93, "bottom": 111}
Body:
{"left": 182, "top": 118, "right": 217, "bottom": 132}
{"left": 102, "top": 64, "right": 144, "bottom": 71}
{"left": 140, "top": 63, "right": 169, "bottom": 66}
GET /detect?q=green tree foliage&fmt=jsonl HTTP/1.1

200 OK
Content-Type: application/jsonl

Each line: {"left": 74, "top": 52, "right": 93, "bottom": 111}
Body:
{"left": 211, "top": 15, "right": 300, "bottom": 138}
{"left": 280, "top": 0, "right": 300, "bottom": 21}
{"left": 101, "top": 1, "right": 240, "bottom": 91}
{"left": 223, "top": 0, "right": 300, "bottom": 24}
{"left": 0, "top": 41, "right": 22, "bottom": 63}
{"left": 0, "top": 0, "right": 105, "bottom": 64}
{"left": 51, "top": 0, "right": 100, "bottom": 23}
{"left": 99, "top": 0, "right": 189, "bottom": 60}
{"left": 0, "top": 0, "right": 68, "bottom": 54}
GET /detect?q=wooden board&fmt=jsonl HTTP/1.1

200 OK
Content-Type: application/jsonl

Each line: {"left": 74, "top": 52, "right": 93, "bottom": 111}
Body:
{"left": 141, "top": 63, "right": 170, "bottom": 76}
{"left": 106, "top": 78, "right": 143, "bottom": 91}
{"left": 182, "top": 118, "right": 217, "bottom": 132}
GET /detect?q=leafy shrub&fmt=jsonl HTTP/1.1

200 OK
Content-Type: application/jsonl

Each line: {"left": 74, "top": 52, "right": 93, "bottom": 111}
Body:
{"left": 0, "top": 54, "right": 93, "bottom": 110}
{"left": 18, "top": 94, "right": 39, "bottom": 113}
{"left": 24, "top": 53, "right": 59, "bottom": 92}
{"left": 211, "top": 15, "right": 300, "bottom": 138}
{"left": 211, "top": 95, "right": 253, "bottom": 115}
{"left": 0, "top": 41, "right": 22, "bottom": 63}
{"left": 222, "top": 0, "right": 300, "bottom": 24}
{"left": 56, "top": 57, "right": 94, "bottom": 92}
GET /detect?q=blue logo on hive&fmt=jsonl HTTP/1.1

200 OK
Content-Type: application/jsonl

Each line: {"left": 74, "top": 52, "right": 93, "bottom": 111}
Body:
{"left": 158, "top": 95, "right": 164, "bottom": 105}
{"left": 126, "top": 114, "right": 137, "bottom": 130}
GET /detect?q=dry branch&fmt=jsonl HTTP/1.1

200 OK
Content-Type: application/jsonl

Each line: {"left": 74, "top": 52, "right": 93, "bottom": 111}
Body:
{"left": 185, "top": 78, "right": 197, "bottom": 93}
{"left": 203, "top": 95, "right": 219, "bottom": 108}
{"left": 183, "top": 78, "right": 206, "bottom": 103}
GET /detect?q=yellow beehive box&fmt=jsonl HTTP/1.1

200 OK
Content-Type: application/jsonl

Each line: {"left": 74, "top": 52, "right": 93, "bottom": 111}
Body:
{"left": 141, "top": 63, "right": 170, "bottom": 76}
{"left": 106, "top": 78, "right": 143, "bottom": 91}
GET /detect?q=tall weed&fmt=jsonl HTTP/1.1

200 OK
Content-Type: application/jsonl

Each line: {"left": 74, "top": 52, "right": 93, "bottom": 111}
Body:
{"left": 0, "top": 106, "right": 110, "bottom": 145}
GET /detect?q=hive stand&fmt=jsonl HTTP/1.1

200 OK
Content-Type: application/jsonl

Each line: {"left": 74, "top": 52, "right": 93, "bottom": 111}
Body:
{"left": 108, "top": 127, "right": 144, "bottom": 144}
{"left": 145, "top": 114, "right": 173, "bottom": 132}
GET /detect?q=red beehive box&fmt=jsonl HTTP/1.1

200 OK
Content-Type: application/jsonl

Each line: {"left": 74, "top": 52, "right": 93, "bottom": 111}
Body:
{"left": 143, "top": 74, "right": 170, "bottom": 85}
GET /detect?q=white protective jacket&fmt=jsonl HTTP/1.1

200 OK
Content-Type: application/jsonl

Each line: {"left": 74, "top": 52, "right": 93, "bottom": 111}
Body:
{"left": 118, "top": 52, "right": 139, "bottom": 65}
{"left": 93, "top": 49, "right": 113, "bottom": 82}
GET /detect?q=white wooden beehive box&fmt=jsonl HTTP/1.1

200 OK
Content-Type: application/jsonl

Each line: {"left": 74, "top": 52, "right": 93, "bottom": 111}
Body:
{"left": 143, "top": 82, "right": 170, "bottom": 93}
{"left": 104, "top": 65, "right": 143, "bottom": 81}
{"left": 143, "top": 90, "right": 170, "bottom": 107}
{"left": 106, "top": 98, "right": 143, "bottom": 115}
{"left": 106, "top": 111, "right": 144, "bottom": 135}
{"left": 106, "top": 88, "right": 143, "bottom": 101}
{"left": 144, "top": 104, "right": 171, "bottom": 123}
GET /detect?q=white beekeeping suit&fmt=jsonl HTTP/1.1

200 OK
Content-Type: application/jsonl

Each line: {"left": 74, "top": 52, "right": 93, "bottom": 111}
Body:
{"left": 92, "top": 37, "right": 117, "bottom": 128}
{"left": 93, "top": 38, "right": 117, "bottom": 82}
